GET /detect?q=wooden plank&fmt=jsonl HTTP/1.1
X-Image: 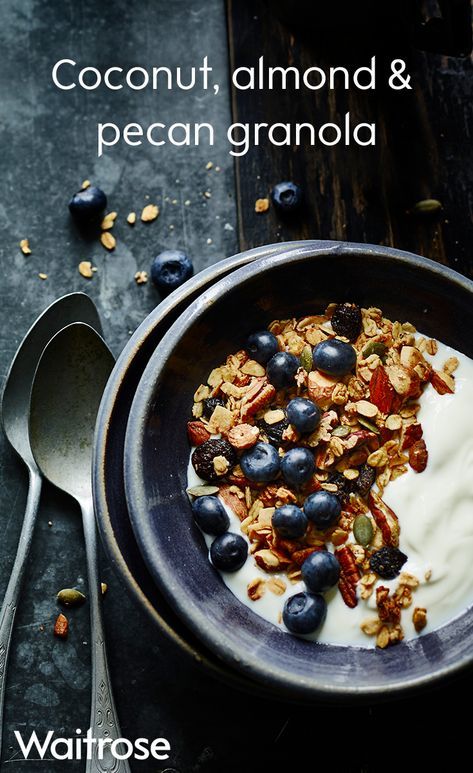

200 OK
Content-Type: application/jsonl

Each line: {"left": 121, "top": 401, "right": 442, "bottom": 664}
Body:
{"left": 227, "top": 0, "right": 473, "bottom": 277}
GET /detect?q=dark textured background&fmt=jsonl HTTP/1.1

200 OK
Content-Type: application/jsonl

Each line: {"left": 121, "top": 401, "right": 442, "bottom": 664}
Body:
{"left": 1, "top": 1, "right": 472, "bottom": 771}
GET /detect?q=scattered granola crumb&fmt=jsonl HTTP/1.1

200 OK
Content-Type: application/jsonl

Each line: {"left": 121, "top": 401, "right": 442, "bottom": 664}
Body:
{"left": 81, "top": 179, "right": 91, "bottom": 190}
{"left": 39, "top": 624, "right": 45, "bottom": 632}
{"left": 141, "top": 204, "right": 159, "bottom": 222}
{"left": 207, "top": 238, "right": 213, "bottom": 245}
{"left": 413, "top": 606, "right": 427, "bottom": 632}
{"left": 38, "top": 273, "right": 48, "bottom": 280}
{"left": 203, "top": 191, "right": 212, "bottom": 199}
{"left": 255, "top": 197, "right": 270, "bottom": 213}
{"left": 54, "top": 613, "right": 68, "bottom": 639}
{"left": 206, "top": 161, "right": 214, "bottom": 170}
{"left": 100, "top": 231, "right": 116, "bottom": 251}
{"left": 48, "top": 521, "right": 52, "bottom": 527}
{"left": 184, "top": 199, "right": 191, "bottom": 206}
{"left": 101, "top": 211, "right": 117, "bottom": 230}
{"left": 134, "top": 271, "right": 148, "bottom": 285}
{"left": 78, "top": 260, "right": 94, "bottom": 278}
{"left": 101, "top": 582, "right": 108, "bottom": 595}
{"left": 20, "top": 238, "right": 31, "bottom": 255}
{"left": 127, "top": 211, "right": 136, "bottom": 225}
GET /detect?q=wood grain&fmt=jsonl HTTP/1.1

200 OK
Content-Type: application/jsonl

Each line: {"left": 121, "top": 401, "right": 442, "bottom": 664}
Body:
{"left": 227, "top": 0, "right": 473, "bottom": 276}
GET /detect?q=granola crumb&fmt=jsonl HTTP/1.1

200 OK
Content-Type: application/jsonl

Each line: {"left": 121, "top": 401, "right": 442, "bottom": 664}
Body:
{"left": 203, "top": 191, "right": 212, "bottom": 199}
{"left": 205, "top": 161, "right": 214, "bottom": 170}
{"left": 127, "top": 211, "right": 136, "bottom": 225}
{"left": 255, "top": 197, "right": 270, "bottom": 214}
{"left": 134, "top": 271, "right": 148, "bottom": 285}
{"left": 141, "top": 204, "right": 159, "bottom": 222}
{"left": 100, "top": 231, "right": 116, "bottom": 251}
{"left": 20, "top": 238, "right": 31, "bottom": 255}
{"left": 413, "top": 606, "right": 427, "bottom": 632}
{"left": 38, "top": 273, "right": 48, "bottom": 280}
{"left": 101, "top": 211, "right": 117, "bottom": 230}
{"left": 78, "top": 260, "right": 94, "bottom": 278}
{"left": 81, "top": 179, "right": 91, "bottom": 190}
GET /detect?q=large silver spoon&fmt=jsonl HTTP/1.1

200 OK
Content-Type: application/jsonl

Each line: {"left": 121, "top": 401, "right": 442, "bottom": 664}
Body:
{"left": 29, "top": 322, "right": 130, "bottom": 773}
{"left": 0, "top": 293, "right": 102, "bottom": 754}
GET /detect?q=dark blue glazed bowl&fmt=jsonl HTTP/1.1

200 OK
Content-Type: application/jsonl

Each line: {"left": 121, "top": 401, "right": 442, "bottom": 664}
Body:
{"left": 124, "top": 242, "right": 473, "bottom": 701}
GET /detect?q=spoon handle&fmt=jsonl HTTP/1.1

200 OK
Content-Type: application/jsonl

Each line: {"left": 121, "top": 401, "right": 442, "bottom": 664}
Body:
{"left": 81, "top": 498, "right": 131, "bottom": 773}
{"left": 0, "top": 467, "right": 42, "bottom": 752}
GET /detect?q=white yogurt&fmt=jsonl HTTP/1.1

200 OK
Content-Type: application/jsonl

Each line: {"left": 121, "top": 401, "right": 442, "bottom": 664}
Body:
{"left": 187, "top": 339, "right": 473, "bottom": 647}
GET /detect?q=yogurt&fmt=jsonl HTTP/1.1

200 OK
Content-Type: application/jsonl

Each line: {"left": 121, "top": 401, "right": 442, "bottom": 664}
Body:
{"left": 188, "top": 339, "right": 473, "bottom": 647}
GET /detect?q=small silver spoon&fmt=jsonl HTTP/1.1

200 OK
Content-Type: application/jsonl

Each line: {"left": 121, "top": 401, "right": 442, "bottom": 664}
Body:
{"left": 0, "top": 294, "right": 102, "bottom": 754}
{"left": 29, "top": 322, "right": 130, "bottom": 773}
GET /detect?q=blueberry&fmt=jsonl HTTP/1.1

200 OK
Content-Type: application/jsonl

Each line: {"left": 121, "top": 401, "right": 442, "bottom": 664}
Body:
{"left": 282, "top": 591, "right": 326, "bottom": 635}
{"left": 192, "top": 496, "right": 229, "bottom": 536}
{"left": 312, "top": 339, "right": 357, "bottom": 377}
{"left": 304, "top": 491, "right": 342, "bottom": 529}
{"left": 210, "top": 532, "right": 248, "bottom": 572}
{"left": 280, "top": 447, "right": 315, "bottom": 488}
{"left": 246, "top": 330, "right": 279, "bottom": 365}
{"left": 69, "top": 185, "right": 107, "bottom": 224}
{"left": 286, "top": 397, "right": 321, "bottom": 434}
{"left": 240, "top": 442, "right": 280, "bottom": 483}
{"left": 271, "top": 181, "right": 303, "bottom": 213}
{"left": 150, "top": 250, "right": 194, "bottom": 297}
{"left": 301, "top": 551, "right": 340, "bottom": 593}
{"left": 266, "top": 352, "right": 299, "bottom": 389}
{"left": 272, "top": 504, "right": 308, "bottom": 539}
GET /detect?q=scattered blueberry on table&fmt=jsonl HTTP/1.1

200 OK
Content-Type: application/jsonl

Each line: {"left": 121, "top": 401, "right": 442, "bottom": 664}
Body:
{"left": 270, "top": 181, "right": 303, "bottom": 214}
{"left": 69, "top": 185, "right": 107, "bottom": 224}
{"left": 150, "top": 249, "right": 194, "bottom": 297}
{"left": 301, "top": 551, "right": 340, "bottom": 594}
{"left": 210, "top": 532, "right": 248, "bottom": 572}
{"left": 282, "top": 591, "right": 327, "bottom": 635}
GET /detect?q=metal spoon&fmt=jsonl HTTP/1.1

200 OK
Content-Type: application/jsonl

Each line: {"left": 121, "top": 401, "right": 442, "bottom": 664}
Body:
{"left": 29, "top": 322, "right": 130, "bottom": 773}
{"left": 0, "top": 293, "right": 102, "bottom": 754}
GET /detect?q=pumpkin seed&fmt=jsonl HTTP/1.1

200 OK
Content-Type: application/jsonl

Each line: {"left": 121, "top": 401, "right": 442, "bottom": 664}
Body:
{"left": 358, "top": 417, "right": 380, "bottom": 434}
{"left": 186, "top": 484, "right": 219, "bottom": 497}
{"left": 332, "top": 425, "right": 350, "bottom": 438}
{"left": 362, "top": 341, "right": 388, "bottom": 360}
{"left": 300, "top": 345, "right": 313, "bottom": 373}
{"left": 412, "top": 199, "right": 442, "bottom": 216}
{"left": 353, "top": 514, "right": 374, "bottom": 546}
{"left": 57, "top": 588, "right": 86, "bottom": 608}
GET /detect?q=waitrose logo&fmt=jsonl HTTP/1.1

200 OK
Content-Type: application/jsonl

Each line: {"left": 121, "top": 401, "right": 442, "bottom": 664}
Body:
{"left": 14, "top": 728, "right": 171, "bottom": 761}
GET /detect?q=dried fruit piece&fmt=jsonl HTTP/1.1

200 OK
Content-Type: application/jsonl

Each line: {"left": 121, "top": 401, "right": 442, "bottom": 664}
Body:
{"left": 356, "top": 464, "right": 376, "bottom": 497}
{"left": 258, "top": 415, "right": 289, "bottom": 446}
{"left": 409, "top": 439, "right": 428, "bottom": 473}
{"left": 192, "top": 438, "right": 237, "bottom": 482}
{"left": 402, "top": 422, "right": 423, "bottom": 450}
{"left": 54, "top": 613, "right": 69, "bottom": 639}
{"left": 57, "top": 588, "right": 86, "bottom": 607}
{"left": 369, "top": 365, "right": 394, "bottom": 414}
{"left": 187, "top": 420, "right": 211, "bottom": 446}
{"left": 369, "top": 546, "right": 407, "bottom": 579}
{"left": 331, "top": 303, "right": 362, "bottom": 341}
{"left": 202, "top": 396, "right": 226, "bottom": 419}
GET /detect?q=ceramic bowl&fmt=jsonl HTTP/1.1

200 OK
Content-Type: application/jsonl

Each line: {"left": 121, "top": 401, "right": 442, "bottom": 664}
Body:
{"left": 124, "top": 242, "right": 472, "bottom": 701}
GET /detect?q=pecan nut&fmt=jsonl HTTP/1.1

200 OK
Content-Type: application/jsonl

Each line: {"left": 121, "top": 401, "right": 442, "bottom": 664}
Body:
{"left": 227, "top": 423, "right": 260, "bottom": 449}
{"left": 368, "top": 490, "right": 400, "bottom": 547}
{"left": 369, "top": 365, "right": 394, "bottom": 414}
{"left": 409, "top": 438, "right": 428, "bottom": 473}
{"left": 240, "top": 379, "right": 276, "bottom": 422}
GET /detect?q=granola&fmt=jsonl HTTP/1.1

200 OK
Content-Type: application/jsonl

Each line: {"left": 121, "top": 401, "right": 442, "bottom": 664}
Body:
{"left": 187, "top": 303, "right": 457, "bottom": 646}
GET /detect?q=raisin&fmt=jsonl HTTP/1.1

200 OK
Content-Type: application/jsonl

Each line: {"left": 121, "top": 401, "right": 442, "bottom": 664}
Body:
{"left": 258, "top": 416, "right": 290, "bottom": 447}
{"left": 356, "top": 464, "right": 376, "bottom": 498}
{"left": 192, "top": 438, "right": 237, "bottom": 482}
{"left": 202, "top": 396, "right": 226, "bottom": 419}
{"left": 331, "top": 303, "right": 362, "bottom": 342}
{"left": 369, "top": 547, "right": 407, "bottom": 579}
{"left": 327, "top": 472, "right": 355, "bottom": 504}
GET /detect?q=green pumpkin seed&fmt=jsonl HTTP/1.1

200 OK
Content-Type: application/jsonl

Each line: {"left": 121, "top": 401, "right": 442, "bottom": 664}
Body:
{"left": 353, "top": 514, "right": 374, "bottom": 546}
{"left": 332, "top": 425, "right": 350, "bottom": 438}
{"left": 186, "top": 484, "right": 219, "bottom": 497}
{"left": 57, "top": 588, "right": 86, "bottom": 608}
{"left": 358, "top": 417, "right": 380, "bottom": 434}
{"left": 412, "top": 199, "right": 442, "bottom": 215}
{"left": 362, "top": 341, "right": 388, "bottom": 360}
{"left": 300, "top": 345, "right": 313, "bottom": 373}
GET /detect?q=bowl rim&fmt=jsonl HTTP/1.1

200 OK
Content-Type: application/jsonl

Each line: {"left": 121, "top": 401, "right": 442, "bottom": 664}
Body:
{"left": 93, "top": 240, "right": 330, "bottom": 683}
{"left": 124, "top": 241, "right": 473, "bottom": 700}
